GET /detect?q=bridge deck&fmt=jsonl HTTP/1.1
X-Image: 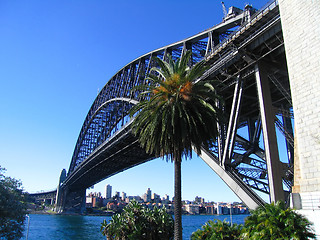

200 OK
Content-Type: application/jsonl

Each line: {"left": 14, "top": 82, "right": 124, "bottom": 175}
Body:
{"left": 63, "top": 123, "right": 153, "bottom": 191}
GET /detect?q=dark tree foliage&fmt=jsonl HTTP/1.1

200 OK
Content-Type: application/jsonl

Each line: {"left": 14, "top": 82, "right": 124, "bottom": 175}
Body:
{"left": 0, "top": 166, "right": 27, "bottom": 240}
{"left": 101, "top": 200, "right": 174, "bottom": 240}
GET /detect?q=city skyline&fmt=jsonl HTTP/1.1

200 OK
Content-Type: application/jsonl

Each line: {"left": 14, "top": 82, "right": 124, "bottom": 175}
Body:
{"left": 88, "top": 184, "right": 242, "bottom": 204}
{"left": 85, "top": 184, "right": 250, "bottom": 216}
{"left": 1, "top": 0, "right": 270, "bottom": 203}
{"left": 86, "top": 186, "right": 249, "bottom": 216}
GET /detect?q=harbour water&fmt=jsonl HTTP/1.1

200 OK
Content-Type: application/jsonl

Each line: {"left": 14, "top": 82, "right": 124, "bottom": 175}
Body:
{"left": 23, "top": 214, "right": 249, "bottom": 239}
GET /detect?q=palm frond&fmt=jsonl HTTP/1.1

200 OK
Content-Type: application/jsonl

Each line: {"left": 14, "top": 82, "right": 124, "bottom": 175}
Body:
{"left": 130, "top": 50, "right": 224, "bottom": 162}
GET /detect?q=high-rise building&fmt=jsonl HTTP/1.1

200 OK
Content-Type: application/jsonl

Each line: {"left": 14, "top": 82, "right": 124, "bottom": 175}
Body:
{"left": 146, "top": 188, "right": 151, "bottom": 202}
{"left": 121, "top": 192, "right": 126, "bottom": 201}
{"left": 164, "top": 194, "right": 169, "bottom": 201}
{"left": 105, "top": 184, "right": 112, "bottom": 199}
{"left": 142, "top": 193, "right": 147, "bottom": 202}
{"left": 152, "top": 193, "right": 160, "bottom": 203}
{"left": 114, "top": 191, "right": 120, "bottom": 199}
{"left": 195, "top": 196, "right": 205, "bottom": 203}
{"left": 162, "top": 194, "right": 170, "bottom": 204}
{"left": 216, "top": 203, "right": 223, "bottom": 215}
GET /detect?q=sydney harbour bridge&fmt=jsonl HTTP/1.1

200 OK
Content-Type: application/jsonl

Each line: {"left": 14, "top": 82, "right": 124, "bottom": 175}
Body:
{"left": 31, "top": 0, "right": 295, "bottom": 213}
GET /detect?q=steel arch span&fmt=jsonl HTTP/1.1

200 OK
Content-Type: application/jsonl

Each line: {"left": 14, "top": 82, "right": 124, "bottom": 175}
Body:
{"left": 56, "top": 0, "right": 294, "bottom": 213}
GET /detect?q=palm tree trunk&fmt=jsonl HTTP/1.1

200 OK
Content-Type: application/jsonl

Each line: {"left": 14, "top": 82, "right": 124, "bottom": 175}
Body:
{"left": 174, "top": 159, "right": 182, "bottom": 240}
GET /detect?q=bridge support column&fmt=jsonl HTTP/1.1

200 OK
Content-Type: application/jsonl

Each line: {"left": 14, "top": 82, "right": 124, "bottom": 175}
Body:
{"left": 55, "top": 187, "right": 86, "bottom": 214}
{"left": 255, "top": 62, "right": 284, "bottom": 203}
{"left": 55, "top": 169, "right": 86, "bottom": 214}
{"left": 55, "top": 169, "right": 66, "bottom": 212}
{"left": 279, "top": 0, "right": 320, "bottom": 236}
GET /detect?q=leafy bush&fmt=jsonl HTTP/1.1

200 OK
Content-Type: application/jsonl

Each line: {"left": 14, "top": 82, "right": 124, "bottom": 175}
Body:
{"left": 191, "top": 201, "right": 316, "bottom": 240}
{"left": 0, "top": 166, "right": 27, "bottom": 240}
{"left": 241, "top": 201, "right": 316, "bottom": 240}
{"left": 191, "top": 220, "right": 242, "bottom": 240}
{"left": 101, "top": 200, "right": 174, "bottom": 240}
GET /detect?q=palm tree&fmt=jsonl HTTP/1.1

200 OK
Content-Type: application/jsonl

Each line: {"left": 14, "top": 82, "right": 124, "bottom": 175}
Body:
{"left": 130, "top": 50, "right": 223, "bottom": 240}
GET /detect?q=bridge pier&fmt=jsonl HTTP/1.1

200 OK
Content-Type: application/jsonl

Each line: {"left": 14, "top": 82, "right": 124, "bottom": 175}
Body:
{"left": 279, "top": 0, "right": 320, "bottom": 236}
{"left": 55, "top": 169, "right": 86, "bottom": 214}
{"left": 55, "top": 187, "right": 86, "bottom": 214}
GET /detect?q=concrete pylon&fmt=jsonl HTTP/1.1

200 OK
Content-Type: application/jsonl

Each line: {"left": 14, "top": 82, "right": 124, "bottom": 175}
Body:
{"left": 55, "top": 169, "right": 66, "bottom": 213}
{"left": 54, "top": 169, "right": 86, "bottom": 214}
{"left": 279, "top": 0, "right": 320, "bottom": 236}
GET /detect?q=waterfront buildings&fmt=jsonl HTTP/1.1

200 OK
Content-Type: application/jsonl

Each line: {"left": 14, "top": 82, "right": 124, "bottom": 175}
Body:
{"left": 86, "top": 185, "right": 249, "bottom": 215}
{"left": 185, "top": 204, "right": 200, "bottom": 215}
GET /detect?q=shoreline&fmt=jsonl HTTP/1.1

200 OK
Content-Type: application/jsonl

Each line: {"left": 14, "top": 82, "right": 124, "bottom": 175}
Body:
{"left": 27, "top": 208, "right": 249, "bottom": 217}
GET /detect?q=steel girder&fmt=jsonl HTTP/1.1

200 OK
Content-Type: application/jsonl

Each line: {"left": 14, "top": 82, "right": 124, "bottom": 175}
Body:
{"left": 66, "top": 4, "right": 255, "bottom": 183}
{"left": 29, "top": 190, "right": 57, "bottom": 200}
{"left": 197, "top": 0, "right": 294, "bottom": 206}
{"left": 64, "top": 0, "right": 294, "bottom": 208}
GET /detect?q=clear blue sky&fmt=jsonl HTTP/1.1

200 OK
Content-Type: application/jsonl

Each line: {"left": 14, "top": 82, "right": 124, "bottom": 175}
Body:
{"left": 0, "top": 0, "right": 271, "bottom": 203}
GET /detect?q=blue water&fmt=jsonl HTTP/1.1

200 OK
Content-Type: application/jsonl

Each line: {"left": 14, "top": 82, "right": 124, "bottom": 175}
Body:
{"left": 23, "top": 214, "right": 249, "bottom": 240}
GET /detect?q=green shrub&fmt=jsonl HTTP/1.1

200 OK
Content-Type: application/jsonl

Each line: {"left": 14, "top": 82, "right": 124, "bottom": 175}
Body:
{"left": 191, "top": 201, "right": 316, "bottom": 240}
{"left": 191, "top": 220, "right": 242, "bottom": 240}
{"left": 0, "top": 166, "right": 27, "bottom": 240}
{"left": 241, "top": 201, "right": 316, "bottom": 240}
{"left": 101, "top": 200, "right": 174, "bottom": 240}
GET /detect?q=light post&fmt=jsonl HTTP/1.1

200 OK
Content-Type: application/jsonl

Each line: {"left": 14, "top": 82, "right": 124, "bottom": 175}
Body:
{"left": 26, "top": 214, "right": 30, "bottom": 240}
{"left": 230, "top": 203, "right": 233, "bottom": 226}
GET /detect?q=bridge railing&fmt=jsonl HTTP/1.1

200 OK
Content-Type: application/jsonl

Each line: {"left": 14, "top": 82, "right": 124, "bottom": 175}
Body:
{"left": 29, "top": 189, "right": 57, "bottom": 194}
{"left": 206, "top": 0, "right": 278, "bottom": 62}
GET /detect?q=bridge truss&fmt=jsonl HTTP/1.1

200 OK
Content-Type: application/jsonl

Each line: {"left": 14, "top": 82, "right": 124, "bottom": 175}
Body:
{"left": 59, "top": 0, "right": 293, "bottom": 211}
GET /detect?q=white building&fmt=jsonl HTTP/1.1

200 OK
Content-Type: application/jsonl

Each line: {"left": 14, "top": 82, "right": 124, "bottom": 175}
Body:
{"left": 185, "top": 204, "right": 200, "bottom": 215}
{"left": 121, "top": 192, "right": 126, "bottom": 201}
{"left": 145, "top": 188, "right": 151, "bottom": 202}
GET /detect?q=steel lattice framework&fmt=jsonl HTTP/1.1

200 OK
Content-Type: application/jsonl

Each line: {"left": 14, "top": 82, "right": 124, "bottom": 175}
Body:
{"left": 60, "top": 0, "right": 294, "bottom": 210}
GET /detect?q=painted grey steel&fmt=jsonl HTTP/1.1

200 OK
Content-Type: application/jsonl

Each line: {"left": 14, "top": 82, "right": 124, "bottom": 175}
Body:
{"left": 56, "top": 0, "right": 294, "bottom": 211}
{"left": 255, "top": 62, "right": 284, "bottom": 202}
{"left": 198, "top": 147, "right": 265, "bottom": 209}
{"left": 222, "top": 76, "right": 243, "bottom": 166}
{"left": 29, "top": 190, "right": 57, "bottom": 205}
